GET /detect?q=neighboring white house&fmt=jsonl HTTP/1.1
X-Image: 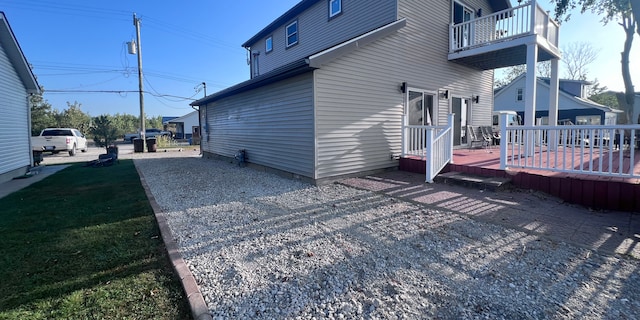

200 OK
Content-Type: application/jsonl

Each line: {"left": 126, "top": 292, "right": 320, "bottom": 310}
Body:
{"left": 494, "top": 75, "right": 621, "bottom": 125}
{"left": 191, "top": 0, "right": 560, "bottom": 184}
{"left": 164, "top": 110, "right": 199, "bottom": 140}
{"left": 0, "top": 12, "right": 40, "bottom": 183}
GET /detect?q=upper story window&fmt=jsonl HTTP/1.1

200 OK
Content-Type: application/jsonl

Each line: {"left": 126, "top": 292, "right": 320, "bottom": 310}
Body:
{"left": 516, "top": 88, "right": 524, "bottom": 101}
{"left": 265, "top": 36, "right": 273, "bottom": 53}
{"left": 286, "top": 20, "right": 298, "bottom": 48}
{"left": 329, "top": 0, "right": 342, "bottom": 18}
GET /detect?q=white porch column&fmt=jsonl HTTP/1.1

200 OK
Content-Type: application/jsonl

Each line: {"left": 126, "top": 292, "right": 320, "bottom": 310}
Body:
{"left": 524, "top": 43, "right": 538, "bottom": 156}
{"left": 524, "top": 43, "right": 538, "bottom": 127}
{"left": 548, "top": 58, "right": 560, "bottom": 151}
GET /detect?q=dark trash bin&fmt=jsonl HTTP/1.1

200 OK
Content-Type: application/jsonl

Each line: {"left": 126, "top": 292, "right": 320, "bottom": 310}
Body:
{"left": 33, "top": 150, "right": 43, "bottom": 166}
{"left": 133, "top": 138, "right": 144, "bottom": 153}
{"left": 146, "top": 138, "right": 157, "bottom": 152}
{"left": 106, "top": 145, "right": 118, "bottom": 159}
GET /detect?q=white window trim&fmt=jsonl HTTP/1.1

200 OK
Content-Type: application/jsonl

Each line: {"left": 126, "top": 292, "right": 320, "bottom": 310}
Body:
{"left": 265, "top": 36, "right": 273, "bottom": 53}
{"left": 286, "top": 20, "right": 298, "bottom": 48}
{"left": 405, "top": 87, "right": 438, "bottom": 126}
{"left": 329, "top": 0, "right": 342, "bottom": 18}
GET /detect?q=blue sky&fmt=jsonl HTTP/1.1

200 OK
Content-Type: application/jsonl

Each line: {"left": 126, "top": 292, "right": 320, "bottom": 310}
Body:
{"left": 3, "top": 0, "right": 639, "bottom": 118}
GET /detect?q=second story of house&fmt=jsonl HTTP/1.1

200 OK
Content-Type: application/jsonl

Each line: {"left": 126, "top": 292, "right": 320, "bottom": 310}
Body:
{"left": 242, "top": 0, "right": 397, "bottom": 78}
{"left": 242, "top": 0, "right": 514, "bottom": 79}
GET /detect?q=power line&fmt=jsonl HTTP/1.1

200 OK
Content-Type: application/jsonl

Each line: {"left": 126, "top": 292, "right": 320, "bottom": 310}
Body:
{"left": 45, "top": 89, "right": 197, "bottom": 101}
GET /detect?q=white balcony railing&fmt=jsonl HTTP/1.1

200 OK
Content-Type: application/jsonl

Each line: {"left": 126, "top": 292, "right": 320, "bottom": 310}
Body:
{"left": 499, "top": 116, "right": 640, "bottom": 178}
{"left": 450, "top": 1, "right": 560, "bottom": 52}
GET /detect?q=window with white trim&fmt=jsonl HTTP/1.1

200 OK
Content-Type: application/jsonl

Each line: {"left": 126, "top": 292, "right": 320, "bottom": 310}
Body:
{"left": 329, "top": 0, "right": 342, "bottom": 18}
{"left": 516, "top": 88, "right": 524, "bottom": 101}
{"left": 265, "top": 36, "right": 273, "bottom": 53}
{"left": 286, "top": 20, "right": 298, "bottom": 48}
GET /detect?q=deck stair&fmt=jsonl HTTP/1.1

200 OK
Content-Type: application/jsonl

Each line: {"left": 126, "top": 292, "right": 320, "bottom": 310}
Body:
{"left": 434, "top": 171, "right": 511, "bottom": 191}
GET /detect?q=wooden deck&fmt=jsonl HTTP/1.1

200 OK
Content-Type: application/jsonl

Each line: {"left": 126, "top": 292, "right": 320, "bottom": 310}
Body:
{"left": 399, "top": 146, "right": 640, "bottom": 212}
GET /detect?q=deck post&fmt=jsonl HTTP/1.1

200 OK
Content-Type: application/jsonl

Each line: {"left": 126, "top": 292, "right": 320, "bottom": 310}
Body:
{"left": 447, "top": 113, "right": 455, "bottom": 164}
{"left": 548, "top": 58, "right": 560, "bottom": 151}
{"left": 425, "top": 128, "right": 434, "bottom": 183}
{"left": 524, "top": 42, "right": 538, "bottom": 157}
{"left": 500, "top": 113, "right": 508, "bottom": 170}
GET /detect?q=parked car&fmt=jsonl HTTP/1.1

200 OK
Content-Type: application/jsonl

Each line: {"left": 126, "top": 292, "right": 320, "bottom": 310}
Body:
{"left": 31, "top": 128, "right": 88, "bottom": 156}
{"left": 124, "top": 128, "right": 172, "bottom": 142}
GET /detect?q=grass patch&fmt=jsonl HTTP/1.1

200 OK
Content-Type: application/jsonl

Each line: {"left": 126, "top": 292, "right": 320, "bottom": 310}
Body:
{"left": 0, "top": 160, "right": 191, "bottom": 319}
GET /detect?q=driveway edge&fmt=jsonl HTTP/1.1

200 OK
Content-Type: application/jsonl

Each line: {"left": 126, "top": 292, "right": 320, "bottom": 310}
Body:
{"left": 135, "top": 163, "right": 212, "bottom": 320}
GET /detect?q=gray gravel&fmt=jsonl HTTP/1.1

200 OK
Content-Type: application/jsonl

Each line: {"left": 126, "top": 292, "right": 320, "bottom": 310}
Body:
{"left": 135, "top": 155, "right": 639, "bottom": 320}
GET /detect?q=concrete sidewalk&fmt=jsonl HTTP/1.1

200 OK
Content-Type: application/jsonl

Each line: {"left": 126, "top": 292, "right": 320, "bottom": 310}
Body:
{"left": 340, "top": 170, "right": 640, "bottom": 259}
{"left": 0, "top": 165, "right": 69, "bottom": 200}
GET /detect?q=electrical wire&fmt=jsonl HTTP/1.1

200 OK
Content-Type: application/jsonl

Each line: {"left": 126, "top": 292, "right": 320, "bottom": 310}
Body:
{"left": 5, "top": 0, "right": 240, "bottom": 104}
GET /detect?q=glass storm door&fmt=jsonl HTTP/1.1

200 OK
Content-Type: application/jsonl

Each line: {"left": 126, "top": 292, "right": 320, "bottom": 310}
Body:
{"left": 408, "top": 90, "right": 434, "bottom": 126}
{"left": 453, "top": 1, "right": 473, "bottom": 48}
{"left": 452, "top": 97, "right": 470, "bottom": 146}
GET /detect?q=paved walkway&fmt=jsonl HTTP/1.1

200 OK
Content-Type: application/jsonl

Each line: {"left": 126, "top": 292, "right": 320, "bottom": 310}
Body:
{"left": 340, "top": 170, "right": 639, "bottom": 259}
{"left": 0, "top": 165, "right": 69, "bottom": 200}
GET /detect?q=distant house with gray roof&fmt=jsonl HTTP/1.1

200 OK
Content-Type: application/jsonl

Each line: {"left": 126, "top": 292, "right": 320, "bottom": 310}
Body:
{"left": 494, "top": 75, "right": 621, "bottom": 125}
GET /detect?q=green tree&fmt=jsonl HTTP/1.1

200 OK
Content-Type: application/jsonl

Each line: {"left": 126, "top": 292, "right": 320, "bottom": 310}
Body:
{"left": 590, "top": 91, "right": 620, "bottom": 109}
{"left": 146, "top": 115, "right": 163, "bottom": 129}
{"left": 29, "top": 94, "right": 54, "bottom": 135}
{"left": 49, "top": 101, "right": 92, "bottom": 131}
{"left": 110, "top": 113, "right": 139, "bottom": 137}
{"left": 90, "top": 115, "right": 119, "bottom": 151}
{"left": 63, "top": 101, "right": 92, "bottom": 132}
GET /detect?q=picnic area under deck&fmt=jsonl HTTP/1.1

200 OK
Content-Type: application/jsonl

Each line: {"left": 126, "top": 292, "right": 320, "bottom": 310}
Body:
{"left": 400, "top": 146, "right": 640, "bottom": 212}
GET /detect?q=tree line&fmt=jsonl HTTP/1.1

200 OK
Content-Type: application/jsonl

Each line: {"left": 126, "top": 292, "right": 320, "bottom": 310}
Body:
{"left": 30, "top": 94, "right": 163, "bottom": 137}
{"left": 30, "top": 94, "right": 165, "bottom": 149}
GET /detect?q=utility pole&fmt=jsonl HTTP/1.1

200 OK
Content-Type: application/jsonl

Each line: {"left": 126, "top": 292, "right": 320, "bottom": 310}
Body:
{"left": 133, "top": 13, "right": 146, "bottom": 151}
{"left": 194, "top": 82, "right": 206, "bottom": 154}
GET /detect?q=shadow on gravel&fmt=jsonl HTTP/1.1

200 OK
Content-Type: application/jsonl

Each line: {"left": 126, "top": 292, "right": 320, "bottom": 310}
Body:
{"left": 136, "top": 157, "right": 639, "bottom": 319}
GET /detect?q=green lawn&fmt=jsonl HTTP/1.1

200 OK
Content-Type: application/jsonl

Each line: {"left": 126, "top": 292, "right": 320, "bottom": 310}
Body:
{"left": 0, "top": 160, "right": 191, "bottom": 319}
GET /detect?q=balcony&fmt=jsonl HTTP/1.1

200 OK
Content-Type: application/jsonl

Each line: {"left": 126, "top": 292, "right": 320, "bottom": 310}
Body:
{"left": 448, "top": 1, "right": 561, "bottom": 70}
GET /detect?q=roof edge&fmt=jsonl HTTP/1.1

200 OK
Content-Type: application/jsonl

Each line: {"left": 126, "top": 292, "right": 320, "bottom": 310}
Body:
{"left": 191, "top": 59, "right": 314, "bottom": 106}
{"left": 0, "top": 12, "right": 40, "bottom": 94}
{"left": 242, "top": 0, "right": 320, "bottom": 48}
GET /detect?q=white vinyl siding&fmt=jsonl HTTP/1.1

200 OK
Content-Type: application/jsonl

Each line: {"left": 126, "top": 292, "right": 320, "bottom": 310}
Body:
{"left": 314, "top": 37, "right": 405, "bottom": 179}
{"left": 0, "top": 41, "right": 30, "bottom": 179}
{"left": 249, "top": 0, "right": 396, "bottom": 76}
{"left": 397, "top": 0, "right": 494, "bottom": 127}
{"left": 314, "top": 0, "right": 495, "bottom": 179}
{"left": 202, "top": 73, "right": 315, "bottom": 177}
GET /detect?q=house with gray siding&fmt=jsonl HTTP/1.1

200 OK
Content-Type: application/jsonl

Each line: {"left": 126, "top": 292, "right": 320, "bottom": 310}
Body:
{"left": 0, "top": 12, "right": 40, "bottom": 183}
{"left": 192, "top": 0, "right": 561, "bottom": 184}
{"left": 494, "top": 75, "right": 621, "bottom": 125}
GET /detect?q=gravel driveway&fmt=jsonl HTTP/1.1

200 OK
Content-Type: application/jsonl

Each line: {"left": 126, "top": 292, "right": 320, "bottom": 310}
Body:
{"left": 135, "top": 155, "right": 639, "bottom": 319}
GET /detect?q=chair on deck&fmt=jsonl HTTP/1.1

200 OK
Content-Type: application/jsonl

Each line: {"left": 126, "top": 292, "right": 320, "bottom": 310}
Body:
{"left": 467, "top": 125, "right": 489, "bottom": 151}
{"left": 479, "top": 126, "right": 494, "bottom": 151}
{"left": 481, "top": 126, "right": 501, "bottom": 147}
